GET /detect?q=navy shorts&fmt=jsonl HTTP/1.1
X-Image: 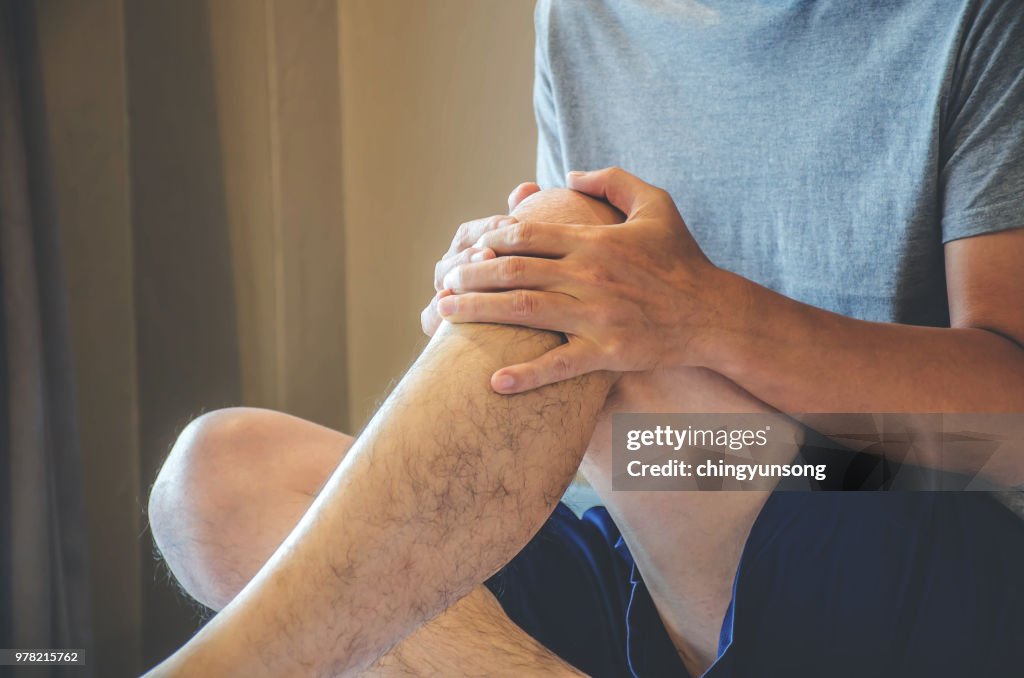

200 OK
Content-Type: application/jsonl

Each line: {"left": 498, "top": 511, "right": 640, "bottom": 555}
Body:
{"left": 484, "top": 492, "right": 1024, "bottom": 677}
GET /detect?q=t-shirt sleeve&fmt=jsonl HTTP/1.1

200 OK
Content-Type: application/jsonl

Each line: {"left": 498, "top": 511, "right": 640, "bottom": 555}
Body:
{"left": 533, "top": 0, "right": 566, "bottom": 189}
{"left": 940, "top": 0, "right": 1024, "bottom": 243}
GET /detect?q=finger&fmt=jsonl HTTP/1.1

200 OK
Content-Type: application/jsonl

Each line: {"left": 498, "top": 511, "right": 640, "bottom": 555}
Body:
{"left": 434, "top": 246, "right": 495, "bottom": 290}
{"left": 508, "top": 182, "right": 541, "bottom": 211}
{"left": 475, "top": 221, "right": 585, "bottom": 257}
{"left": 565, "top": 167, "right": 660, "bottom": 218}
{"left": 420, "top": 289, "right": 454, "bottom": 336}
{"left": 490, "top": 342, "right": 596, "bottom": 394}
{"left": 437, "top": 290, "right": 582, "bottom": 333}
{"left": 448, "top": 215, "right": 516, "bottom": 256}
{"left": 442, "top": 256, "right": 565, "bottom": 293}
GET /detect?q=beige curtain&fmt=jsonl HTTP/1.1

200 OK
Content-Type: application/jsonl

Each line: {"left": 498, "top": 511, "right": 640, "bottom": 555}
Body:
{"left": 1, "top": 1, "right": 94, "bottom": 676}
{"left": 34, "top": 0, "right": 535, "bottom": 674}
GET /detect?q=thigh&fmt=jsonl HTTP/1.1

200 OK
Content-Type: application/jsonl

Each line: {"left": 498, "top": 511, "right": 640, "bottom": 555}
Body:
{"left": 185, "top": 408, "right": 356, "bottom": 593}
{"left": 204, "top": 407, "right": 355, "bottom": 494}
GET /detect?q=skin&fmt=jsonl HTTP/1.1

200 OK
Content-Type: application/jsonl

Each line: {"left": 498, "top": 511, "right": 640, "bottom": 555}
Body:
{"left": 146, "top": 189, "right": 624, "bottom": 677}
{"left": 150, "top": 409, "right": 587, "bottom": 677}
{"left": 151, "top": 371, "right": 794, "bottom": 677}
{"left": 430, "top": 169, "right": 1024, "bottom": 486}
{"left": 150, "top": 187, "right": 786, "bottom": 677}
{"left": 152, "top": 170, "right": 1023, "bottom": 675}
{"left": 150, "top": 396, "right": 791, "bottom": 676}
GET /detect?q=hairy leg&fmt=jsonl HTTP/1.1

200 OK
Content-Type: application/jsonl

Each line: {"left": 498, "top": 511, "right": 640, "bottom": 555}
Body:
{"left": 146, "top": 189, "right": 623, "bottom": 677}
{"left": 149, "top": 408, "right": 583, "bottom": 676}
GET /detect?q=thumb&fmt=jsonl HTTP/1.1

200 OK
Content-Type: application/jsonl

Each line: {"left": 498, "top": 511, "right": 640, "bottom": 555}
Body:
{"left": 508, "top": 182, "right": 542, "bottom": 212}
{"left": 566, "top": 167, "right": 657, "bottom": 218}
{"left": 490, "top": 341, "right": 595, "bottom": 394}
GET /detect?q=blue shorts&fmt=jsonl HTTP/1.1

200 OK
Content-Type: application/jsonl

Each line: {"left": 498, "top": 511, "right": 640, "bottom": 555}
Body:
{"left": 484, "top": 492, "right": 1024, "bottom": 677}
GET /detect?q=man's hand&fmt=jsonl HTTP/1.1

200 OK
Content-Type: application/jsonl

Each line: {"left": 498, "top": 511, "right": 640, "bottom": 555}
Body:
{"left": 421, "top": 181, "right": 542, "bottom": 336}
{"left": 428, "top": 168, "right": 732, "bottom": 394}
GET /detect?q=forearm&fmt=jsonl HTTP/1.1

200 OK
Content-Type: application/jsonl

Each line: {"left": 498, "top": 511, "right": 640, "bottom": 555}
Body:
{"left": 148, "top": 190, "right": 618, "bottom": 676}
{"left": 702, "top": 270, "right": 1024, "bottom": 412}
{"left": 432, "top": 170, "right": 1024, "bottom": 479}
{"left": 699, "top": 270, "right": 1024, "bottom": 478}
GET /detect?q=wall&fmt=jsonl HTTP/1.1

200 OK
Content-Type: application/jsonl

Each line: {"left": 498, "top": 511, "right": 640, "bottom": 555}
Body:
{"left": 35, "top": 0, "right": 536, "bottom": 674}
{"left": 340, "top": 0, "right": 537, "bottom": 424}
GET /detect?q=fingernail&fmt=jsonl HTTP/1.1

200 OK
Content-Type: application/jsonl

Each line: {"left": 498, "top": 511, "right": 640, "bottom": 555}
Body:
{"left": 568, "top": 170, "right": 586, "bottom": 178}
{"left": 498, "top": 216, "right": 517, "bottom": 227}
{"left": 494, "top": 374, "right": 516, "bottom": 391}
{"left": 438, "top": 296, "right": 457, "bottom": 316}
{"left": 442, "top": 270, "right": 458, "bottom": 289}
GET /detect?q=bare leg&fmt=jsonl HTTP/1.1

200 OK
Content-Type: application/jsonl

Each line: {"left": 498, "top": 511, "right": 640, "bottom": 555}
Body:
{"left": 151, "top": 375, "right": 799, "bottom": 677}
{"left": 149, "top": 408, "right": 583, "bottom": 676}
{"left": 146, "top": 189, "right": 622, "bottom": 676}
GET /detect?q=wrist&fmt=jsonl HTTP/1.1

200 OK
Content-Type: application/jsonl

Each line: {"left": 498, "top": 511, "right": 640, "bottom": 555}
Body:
{"left": 685, "top": 266, "right": 755, "bottom": 372}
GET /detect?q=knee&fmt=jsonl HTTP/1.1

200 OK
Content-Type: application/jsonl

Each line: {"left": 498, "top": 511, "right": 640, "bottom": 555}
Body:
{"left": 148, "top": 407, "right": 262, "bottom": 608}
{"left": 512, "top": 187, "right": 624, "bottom": 226}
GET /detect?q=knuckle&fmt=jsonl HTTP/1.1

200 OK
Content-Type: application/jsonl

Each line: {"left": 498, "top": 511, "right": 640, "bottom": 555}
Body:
{"left": 510, "top": 222, "right": 533, "bottom": 248}
{"left": 454, "top": 222, "right": 471, "bottom": 248}
{"left": 500, "top": 256, "right": 525, "bottom": 283}
{"left": 602, "top": 337, "right": 624, "bottom": 359}
{"left": 576, "top": 226, "right": 602, "bottom": 251}
{"left": 511, "top": 290, "right": 538, "bottom": 317}
{"left": 582, "top": 263, "right": 614, "bottom": 286}
{"left": 486, "top": 214, "right": 509, "bottom": 234}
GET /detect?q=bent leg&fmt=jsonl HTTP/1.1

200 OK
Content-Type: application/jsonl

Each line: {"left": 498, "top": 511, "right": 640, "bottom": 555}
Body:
{"left": 149, "top": 408, "right": 352, "bottom": 610}
{"left": 147, "top": 188, "right": 624, "bottom": 677}
{"left": 149, "top": 407, "right": 586, "bottom": 676}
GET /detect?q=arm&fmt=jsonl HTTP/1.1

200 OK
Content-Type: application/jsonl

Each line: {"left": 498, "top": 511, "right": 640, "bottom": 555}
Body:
{"left": 146, "top": 188, "right": 622, "bottom": 677}
{"left": 697, "top": 226, "right": 1024, "bottom": 481}
{"left": 697, "top": 229, "right": 1024, "bottom": 413}
{"left": 433, "top": 168, "right": 1024, "bottom": 484}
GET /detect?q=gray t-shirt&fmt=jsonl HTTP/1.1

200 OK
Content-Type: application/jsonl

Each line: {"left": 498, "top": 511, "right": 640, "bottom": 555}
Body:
{"left": 534, "top": 0, "right": 1024, "bottom": 507}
